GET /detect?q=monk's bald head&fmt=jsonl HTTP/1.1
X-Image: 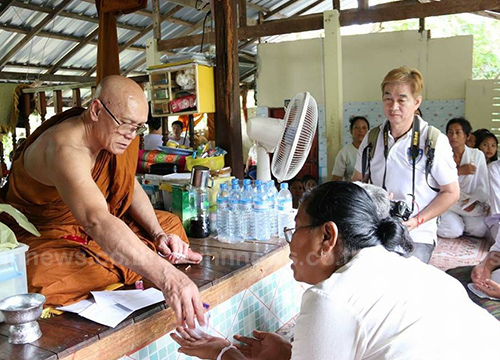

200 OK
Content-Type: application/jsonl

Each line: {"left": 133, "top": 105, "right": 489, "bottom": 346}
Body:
{"left": 93, "top": 75, "right": 148, "bottom": 124}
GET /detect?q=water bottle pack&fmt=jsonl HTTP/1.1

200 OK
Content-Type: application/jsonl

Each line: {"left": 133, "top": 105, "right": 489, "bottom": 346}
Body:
{"left": 215, "top": 179, "right": 283, "bottom": 242}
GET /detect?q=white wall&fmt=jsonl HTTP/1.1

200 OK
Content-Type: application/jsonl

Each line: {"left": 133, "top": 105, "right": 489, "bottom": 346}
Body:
{"left": 256, "top": 38, "right": 324, "bottom": 107}
{"left": 257, "top": 30, "right": 473, "bottom": 106}
{"left": 465, "top": 79, "right": 498, "bottom": 131}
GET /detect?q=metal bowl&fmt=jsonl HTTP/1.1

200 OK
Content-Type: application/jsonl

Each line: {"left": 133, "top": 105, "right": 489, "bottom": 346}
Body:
{"left": 0, "top": 293, "right": 45, "bottom": 344}
{"left": 0, "top": 293, "right": 45, "bottom": 324}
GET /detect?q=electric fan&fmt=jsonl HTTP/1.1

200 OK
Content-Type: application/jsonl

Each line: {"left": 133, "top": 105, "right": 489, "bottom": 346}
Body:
{"left": 247, "top": 92, "right": 318, "bottom": 182}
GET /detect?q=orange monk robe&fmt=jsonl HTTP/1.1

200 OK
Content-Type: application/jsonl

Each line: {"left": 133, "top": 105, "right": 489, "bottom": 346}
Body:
{"left": 0, "top": 108, "right": 189, "bottom": 307}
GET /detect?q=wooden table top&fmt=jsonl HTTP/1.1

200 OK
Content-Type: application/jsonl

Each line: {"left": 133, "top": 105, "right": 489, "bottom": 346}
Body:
{"left": 0, "top": 237, "right": 289, "bottom": 360}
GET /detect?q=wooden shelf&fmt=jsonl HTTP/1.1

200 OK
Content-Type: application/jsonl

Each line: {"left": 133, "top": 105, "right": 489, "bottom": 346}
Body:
{"left": 148, "top": 62, "right": 215, "bottom": 117}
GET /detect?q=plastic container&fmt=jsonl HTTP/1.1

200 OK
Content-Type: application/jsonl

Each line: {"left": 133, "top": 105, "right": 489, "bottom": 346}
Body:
{"left": 0, "top": 243, "right": 29, "bottom": 323}
{"left": 185, "top": 155, "right": 225, "bottom": 172}
{"left": 277, "top": 183, "right": 294, "bottom": 239}
{"left": 216, "top": 183, "right": 230, "bottom": 242}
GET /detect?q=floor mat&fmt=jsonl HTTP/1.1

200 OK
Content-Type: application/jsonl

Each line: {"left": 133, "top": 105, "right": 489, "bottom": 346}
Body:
{"left": 429, "top": 236, "right": 491, "bottom": 271}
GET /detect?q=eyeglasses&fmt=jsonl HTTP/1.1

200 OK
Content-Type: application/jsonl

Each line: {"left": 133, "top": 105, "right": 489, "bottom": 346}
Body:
{"left": 283, "top": 225, "right": 315, "bottom": 244}
{"left": 98, "top": 99, "right": 147, "bottom": 136}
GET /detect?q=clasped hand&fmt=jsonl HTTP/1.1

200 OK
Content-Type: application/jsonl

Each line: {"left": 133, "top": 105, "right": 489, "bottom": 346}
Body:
{"left": 170, "top": 327, "right": 292, "bottom": 360}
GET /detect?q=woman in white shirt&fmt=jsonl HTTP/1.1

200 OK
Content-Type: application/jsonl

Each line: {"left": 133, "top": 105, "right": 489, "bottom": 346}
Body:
{"left": 437, "top": 117, "right": 489, "bottom": 238}
{"left": 171, "top": 181, "right": 500, "bottom": 360}
{"left": 331, "top": 116, "right": 369, "bottom": 181}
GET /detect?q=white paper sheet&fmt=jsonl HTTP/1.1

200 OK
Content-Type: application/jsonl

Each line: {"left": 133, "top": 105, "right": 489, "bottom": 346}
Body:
{"left": 467, "top": 268, "right": 500, "bottom": 300}
{"left": 55, "top": 288, "right": 165, "bottom": 328}
{"left": 79, "top": 302, "right": 134, "bottom": 328}
{"left": 56, "top": 299, "right": 94, "bottom": 314}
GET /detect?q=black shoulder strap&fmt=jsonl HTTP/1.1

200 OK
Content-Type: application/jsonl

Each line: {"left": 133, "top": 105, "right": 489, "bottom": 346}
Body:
{"left": 424, "top": 125, "right": 440, "bottom": 193}
{"left": 361, "top": 127, "right": 381, "bottom": 183}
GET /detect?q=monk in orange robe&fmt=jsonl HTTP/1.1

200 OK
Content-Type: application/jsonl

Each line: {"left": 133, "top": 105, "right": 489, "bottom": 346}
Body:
{"left": 0, "top": 76, "right": 204, "bottom": 328}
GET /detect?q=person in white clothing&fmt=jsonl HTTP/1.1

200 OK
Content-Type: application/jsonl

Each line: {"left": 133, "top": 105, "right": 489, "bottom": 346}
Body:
{"left": 353, "top": 66, "right": 459, "bottom": 263}
{"left": 332, "top": 116, "right": 369, "bottom": 181}
{"left": 169, "top": 182, "right": 500, "bottom": 360}
{"left": 143, "top": 104, "right": 164, "bottom": 150}
{"left": 437, "top": 118, "right": 489, "bottom": 238}
{"left": 471, "top": 160, "right": 500, "bottom": 298}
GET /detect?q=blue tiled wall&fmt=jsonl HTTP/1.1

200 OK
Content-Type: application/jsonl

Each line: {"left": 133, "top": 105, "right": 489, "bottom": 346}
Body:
{"left": 120, "top": 265, "right": 305, "bottom": 360}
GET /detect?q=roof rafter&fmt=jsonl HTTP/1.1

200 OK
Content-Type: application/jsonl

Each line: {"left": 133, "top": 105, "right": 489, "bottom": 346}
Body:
{"left": 160, "top": 0, "right": 500, "bottom": 51}
{"left": 11, "top": 1, "right": 144, "bottom": 32}
{"left": 47, "top": 27, "right": 99, "bottom": 74}
{"left": 0, "top": 23, "right": 145, "bottom": 52}
{"left": 0, "top": 0, "right": 73, "bottom": 70}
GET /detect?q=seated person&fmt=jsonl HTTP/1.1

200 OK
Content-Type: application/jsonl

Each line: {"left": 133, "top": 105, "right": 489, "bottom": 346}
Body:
{"left": 475, "top": 129, "right": 498, "bottom": 164}
{"left": 289, "top": 177, "right": 304, "bottom": 209}
{"left": 0, "top": 76, "right": 204, "bottom": 328}
{"left": 244, "top": 142, "right": 257, "bottom": 180}
{"left": 332, "top": 116, "right": 369, "bottom": 181}
{"left": 143, "top": 104, "right": 164, "bottom": 150}
{"left": 169, "top": 120, "right": 190, "bottom": 148}
{"left": 301, "top": 174, "right": 318, "bottom": 192}
{"left": 437, "top": 117, "right": 489, "bottom": 239}
{"left": 171, "top": 182, "right": 500, "bottom": 360}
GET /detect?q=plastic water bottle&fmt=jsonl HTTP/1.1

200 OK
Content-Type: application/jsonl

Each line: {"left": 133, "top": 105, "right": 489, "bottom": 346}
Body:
{"left": 254, "top": 179, "right": 262, "bottom": 194}
{"left": 229, "top": 182, "right": 243, "bottom": 242}
{"left": 240, "top": 184, "right": 254, "bottom": 240}
{"left": 216, "top": 183, "right": 230, "bottom": 242}
{"left": 253, "top": 184, "right": 271, "bottom": 241}
{"left": 266, "top": 180, "right": 278, "bottom": 237}
{"left": 242, "top": 178, "right": 251, "bottom": 192}
{"left": 277, "top": 183, "right": 293, "bottom": 239}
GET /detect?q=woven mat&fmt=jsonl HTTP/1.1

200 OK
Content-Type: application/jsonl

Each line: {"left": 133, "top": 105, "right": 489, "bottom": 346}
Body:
{"left": 429, "top": 236, "right": 491, "bottom": 271}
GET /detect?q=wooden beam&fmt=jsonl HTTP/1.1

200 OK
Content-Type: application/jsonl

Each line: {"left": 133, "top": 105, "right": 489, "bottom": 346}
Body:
{"left": 159, "top": 13, "right": 323, "bottom": 51}
{"left": 340, "top": 0, "right": 500, "bottom": 25}
{"left": 122, "top": 57, "right": 147, "bottom": 76}
{"left": 0, "top": 0, "right": 73, "bottom": 69}
{"left": 167, "top": 0, "right": 270, "bottom": 14}
{"left": 358, "top": 0, "right": 369, "bottom": 10}
{"left": 0, "top": 23, "right": 145, "bottom": 52}
{"left": 0, "top": 0, "right": 15, "bottom": 18}
{"left": 160, "top": 0, "right": 500, "bottom": 51}
{"left": 238, "top": 0, "right": 247, "bottom": 27}
{"left": 72, "top": 89, "right": 82, "bottom": 107}
{"left": 333, "top": 0, "right": 340, "bottom": 11}
{"left": 47, "top": 28, "right": 99, "bottom": 74}
{"left": 294, "top": 0, "right": 327, "bottom": 16}
{"left": 22, "top": 82, "right": 95, "bottom": 94}
{"left": 474, "top": 10, "right": 500, "bottom": 21}
{"left": 214, "top": 0, "right": 243, "bottom": 179}
{"left": 53, "top": 90, "right": 63, "bottom": 113}
{"left": 12, "top": 1, "right": 143, "bottom": 33}
{"left": 0, "top": 72, "right": 95, "bottom": 83}
{"left": 264, "top": 0, "right": 301, "bottom": 19}
{"left": 152, "top": 0, "right": 162, "bottom": 40}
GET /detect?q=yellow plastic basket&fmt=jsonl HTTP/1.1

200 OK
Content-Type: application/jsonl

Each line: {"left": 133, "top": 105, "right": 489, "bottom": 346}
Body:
{"left": 185, "top": 154, "right": 225, "bottom": 171}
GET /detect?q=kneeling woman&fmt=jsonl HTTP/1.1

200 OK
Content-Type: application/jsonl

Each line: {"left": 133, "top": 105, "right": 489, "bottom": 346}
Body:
{"left": 172, "top": 182, "right": 500, "bottom": 360}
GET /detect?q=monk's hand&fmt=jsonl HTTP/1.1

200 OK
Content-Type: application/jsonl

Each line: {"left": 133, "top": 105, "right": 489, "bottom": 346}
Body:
{"left": 154, "top": 232, "right": 202, "bottom": 265}
{"left": 163, "top": 270, "right": 205, "bottom": 329}
{"left": 170, "top": 326, "right": 231, "bottom": 359}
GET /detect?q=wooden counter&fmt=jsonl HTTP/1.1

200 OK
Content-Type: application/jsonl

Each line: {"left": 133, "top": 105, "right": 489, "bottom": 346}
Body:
{"left": 0, "top": 237, "right": 291, "bottom": 360}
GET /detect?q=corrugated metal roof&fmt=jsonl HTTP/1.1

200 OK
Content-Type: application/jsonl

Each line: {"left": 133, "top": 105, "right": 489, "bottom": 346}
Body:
{"left": 0, "top": 0, "right": 387, "bottom": 86}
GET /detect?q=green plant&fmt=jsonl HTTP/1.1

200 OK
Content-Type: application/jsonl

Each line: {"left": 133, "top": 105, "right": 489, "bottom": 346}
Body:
{"left": 0, "top": 204, "right": 40, "bottom": 247}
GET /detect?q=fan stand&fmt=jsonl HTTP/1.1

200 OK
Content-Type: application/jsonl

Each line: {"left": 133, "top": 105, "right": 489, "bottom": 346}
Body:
{"left": 256, "top": 144, "right": 271, "bottom": 181}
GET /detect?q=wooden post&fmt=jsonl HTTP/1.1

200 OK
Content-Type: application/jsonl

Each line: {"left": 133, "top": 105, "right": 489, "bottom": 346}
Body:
{"left": 238, "top": 0, "right": 247, "bottom": 27}
{"left": 39, "top": 91, "right": 47, "bottom": 122}
{"left": 72, "top": 88, "right": 82, "bottom": 107}
{"left": 22, "top": 93, "right": 31, "bottom": 137}
{"left": 214, "top": 0, "right": 243, "bottom": 178}
{"left": 54, "top": 90, "right": 63, "bottom": 113}
{"left": 152, "top": 0, "right": 161, "bottom": 40}
{"left": 161, "top": 117, "right": 168, "bottom": 146}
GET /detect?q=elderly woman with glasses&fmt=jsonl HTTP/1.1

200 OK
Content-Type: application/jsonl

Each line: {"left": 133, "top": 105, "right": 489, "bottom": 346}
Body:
{"left": 172, "top": 181, "right": 500, "bottom": 360}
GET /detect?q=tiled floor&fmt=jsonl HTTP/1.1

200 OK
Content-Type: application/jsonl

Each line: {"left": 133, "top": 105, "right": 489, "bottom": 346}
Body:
{"left": 120, "top": 265, "right": 306, "bottom": 360}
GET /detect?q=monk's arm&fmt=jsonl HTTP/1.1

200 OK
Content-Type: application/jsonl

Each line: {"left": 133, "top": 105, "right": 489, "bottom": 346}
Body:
{"left": 44, "top": 145, "right": 204, "bottom": 328}
{"left": 128, "top": 178, "right": 169, "bottom": 237}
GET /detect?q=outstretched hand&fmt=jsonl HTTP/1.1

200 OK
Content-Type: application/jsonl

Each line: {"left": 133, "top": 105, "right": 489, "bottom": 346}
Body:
{"left": 474, "top": 278, "right": 500, "bottom": 299}
{"left": 170, "top": 327, "right": 233, "bottom": 360}
{"left": 234, "top": 330, "right": 292, "bottom": 360}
